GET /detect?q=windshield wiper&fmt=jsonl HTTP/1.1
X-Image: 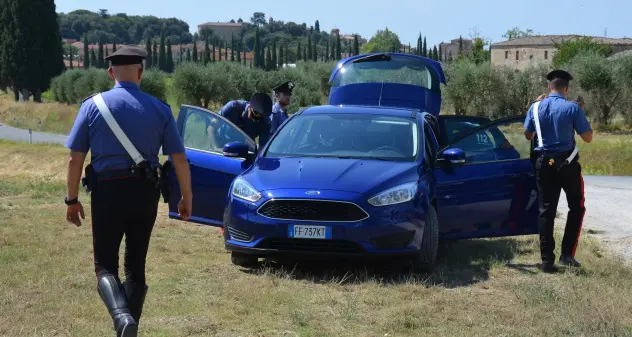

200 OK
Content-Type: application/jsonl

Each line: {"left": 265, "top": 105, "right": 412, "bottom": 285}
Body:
{"left": 352, "top": 53, "right": 391, "bottom": 64}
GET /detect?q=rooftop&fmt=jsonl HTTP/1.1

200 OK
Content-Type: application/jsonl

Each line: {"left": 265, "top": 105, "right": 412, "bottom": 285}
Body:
{"left": 492, "top": 35, "right": 632, "bottom": 47}
{"left": 302, "top": 104, "right": 415, "bottom": 118}
{"left": 198, "top": 22, "right": 244, "bottom": 27}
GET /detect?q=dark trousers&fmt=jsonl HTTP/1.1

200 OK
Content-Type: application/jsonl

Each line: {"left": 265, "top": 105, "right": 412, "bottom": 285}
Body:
{"left": 90, "top": 178, "right": 160, "bottom": 285}
{"left": 534, "top": 153, "right": 586, "bottom": 264}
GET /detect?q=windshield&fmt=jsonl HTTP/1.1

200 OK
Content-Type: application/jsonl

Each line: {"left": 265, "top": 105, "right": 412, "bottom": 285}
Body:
{"left": 265, "top": 113, "right": 419, "bottom": 162}
{"left": 330, "top": 54, "right": 439, "bottom": 91}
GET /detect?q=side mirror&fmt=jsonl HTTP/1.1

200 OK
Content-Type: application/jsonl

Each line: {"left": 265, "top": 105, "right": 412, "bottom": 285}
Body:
{"left": 440, "top": 148, "right": 466, "bottom": 164}
{"left": 223, "top": 141, "right": 250, "bottom": 159}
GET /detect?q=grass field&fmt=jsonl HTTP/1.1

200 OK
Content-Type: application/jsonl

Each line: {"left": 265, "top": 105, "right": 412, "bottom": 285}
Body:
{"left": 1, "top": 139, "right": 632, "bottom": 336}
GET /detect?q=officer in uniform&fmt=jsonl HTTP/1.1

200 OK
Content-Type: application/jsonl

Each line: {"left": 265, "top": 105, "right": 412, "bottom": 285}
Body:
{"left": 523, "top": 69, "right": 593, "bottom": 273}
{"left": 269, "top": 80, "right": 295, "bottom": 135}
{"left": 215, "top": 92, "right": 273, "bottom": 148}
{"left": 64, "top": 46, "right": 193, "bottom": 336}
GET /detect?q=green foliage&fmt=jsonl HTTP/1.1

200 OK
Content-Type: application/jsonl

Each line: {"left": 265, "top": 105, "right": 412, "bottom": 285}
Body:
{"left": 502, "top": 27, "right": 534, "bottom": 41}
{"left": 57, "top": 9, "right": 193, "bottom": 44}
{"left": 552, "top": 36, "right": 613, "bottom": 68}
{"left": 361, "top": 28, "right": 401, "bottom": 54}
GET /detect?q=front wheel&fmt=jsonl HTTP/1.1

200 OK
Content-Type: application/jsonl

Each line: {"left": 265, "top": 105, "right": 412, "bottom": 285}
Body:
{"left": 411, "top": 204, "right": 439, "bottom": 274}
{"left": 231, "top": 252, "right": 259, "bottom": 268}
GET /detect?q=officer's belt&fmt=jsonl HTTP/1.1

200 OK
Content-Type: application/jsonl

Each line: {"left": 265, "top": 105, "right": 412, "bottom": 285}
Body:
{"left": 532, "top": 101, "right": 579, "bottom": 166}
{"left": 95, "top": 168, "right": 148, "bottom": 182}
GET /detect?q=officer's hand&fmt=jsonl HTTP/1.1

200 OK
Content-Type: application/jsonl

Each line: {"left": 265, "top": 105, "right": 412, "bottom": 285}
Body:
{"left": 535, "top": 94, "right": 548, "bottom": 102}
{"left": 576, "top": 95, "right": 585, "bottom": 109}
{"left": 66, "top": 202, "right": 85, "bottom": 227}
{"left": 178, "top": 196, "right": 192, "bottom": 221}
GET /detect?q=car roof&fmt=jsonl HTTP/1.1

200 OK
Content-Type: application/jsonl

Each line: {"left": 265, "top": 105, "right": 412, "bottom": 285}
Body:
{"left": 300, "top": 104, "right": 418, "bottom": 118}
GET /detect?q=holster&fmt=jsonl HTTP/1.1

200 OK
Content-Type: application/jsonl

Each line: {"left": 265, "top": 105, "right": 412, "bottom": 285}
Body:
{"left": 158, "top": 160, "right": 172, "bottom": 203}
{"left": 81, "top": 164, "right": 96, "bottom": 193}
{"left": 537, "top": 150, "right": 579, "bottom": 171}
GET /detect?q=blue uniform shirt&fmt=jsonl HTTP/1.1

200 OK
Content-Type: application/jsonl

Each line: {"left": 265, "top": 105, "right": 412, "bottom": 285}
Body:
{"left": 269, "top": 103, "right": 289, "bottom": 135}
{"left": 218, "top": 100, "right": 270, "bottom": 148}
{"left": 524, "top": 93, "right": 592, "bottom": 152}
{"left": 65, "top": 81, "right": 185, "bottom": 173}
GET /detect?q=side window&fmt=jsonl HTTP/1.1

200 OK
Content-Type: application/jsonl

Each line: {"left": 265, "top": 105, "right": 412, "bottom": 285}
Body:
{"left": 182, "top": 107, "right": 253, "bottom": 154}
{"left": 439, "top": 117, "right": 490, "bottom": 147}
{"left": 447, "top": 119, "right": 531, "bottom": 164}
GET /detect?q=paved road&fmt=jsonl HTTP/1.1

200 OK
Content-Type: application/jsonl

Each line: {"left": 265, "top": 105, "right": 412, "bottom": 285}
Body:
{"left": 0, "top": 123, "right": 68, "bottom": 145}
{"left": 0, "top": 124, "right": 630, "bottom": 261}
{"left": 558, "top": 175, "right": 632, "bottom": 263}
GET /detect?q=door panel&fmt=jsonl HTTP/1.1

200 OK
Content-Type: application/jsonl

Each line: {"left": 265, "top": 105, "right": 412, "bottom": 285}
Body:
{"left": 434, "top": 116, "right": 538, "bottom": 240}
{"left": 166, "top": 105, "right": 255, "bottom": 226}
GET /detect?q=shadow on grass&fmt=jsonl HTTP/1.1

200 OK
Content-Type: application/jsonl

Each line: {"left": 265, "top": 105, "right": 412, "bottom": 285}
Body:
{"left": 241, "top": 237, "right": 538, "bottom": 288}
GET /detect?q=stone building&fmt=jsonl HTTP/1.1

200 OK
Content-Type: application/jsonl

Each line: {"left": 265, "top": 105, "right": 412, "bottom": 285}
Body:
{"left": 439, "top": 38, "right": 473, "bottom": 61}
{"left": 197, "top": 22, "right": 245, "bottom": 41}
{"left": 491, "top": 35, "right": 632, "bottom": 70}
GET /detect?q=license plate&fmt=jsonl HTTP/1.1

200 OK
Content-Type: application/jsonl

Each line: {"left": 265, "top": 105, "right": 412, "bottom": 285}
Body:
{"left": 288, "top": 225, "right": 331, "bottom": 239}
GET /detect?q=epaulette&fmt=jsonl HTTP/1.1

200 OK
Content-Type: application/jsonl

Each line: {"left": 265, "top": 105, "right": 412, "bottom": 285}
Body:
{"left": 82, "top": 93, "right": 98, "bottom": 103}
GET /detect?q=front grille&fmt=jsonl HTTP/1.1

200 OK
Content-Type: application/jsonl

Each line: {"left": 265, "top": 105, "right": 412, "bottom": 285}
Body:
{"left": 227, "top": 225, "right": 254, "bottom": 243}
{"left": 369, "top": 230, "right": 416, "bottom": 250}
{"left": 257, "top": 199, "right": 369, "bottom": 222}
{"left": 257, "top": 238, "right": 366, "bottom": 254}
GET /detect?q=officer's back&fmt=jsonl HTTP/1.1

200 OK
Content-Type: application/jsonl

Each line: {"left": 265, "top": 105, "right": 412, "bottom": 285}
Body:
{"left": 529, "top": 93, "right": 591, "bottom": 152}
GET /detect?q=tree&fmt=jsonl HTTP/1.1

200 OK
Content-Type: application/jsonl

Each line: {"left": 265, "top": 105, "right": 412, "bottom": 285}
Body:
{"left": 470, "top": 37, "right": 485, "bottom": 64}
{"left": 458, "top": 35, "right": 463, "bottom": 57}
{"left": 432, "top": 46, "right": 438, "bottom": 61}
{"left": 152, "top": 41, "right": 158, "bottom": 67}
{"left": 502, "top": 27, "right": 534, "bottom": 41}
{"left": 192, "top": 40, "right": 198, "bottom": 62}
{"left": 97, "top": 37, "right": 104, "bottom": 68}
{"left": 423, "top": 37, "right": 427, "bottom": 57}
{"left": 218, "top": 40, "right": 222, "bottom": 61}
{"left": 361, "top": 28, "right": 401, "bottom": 54}
{"left": 313, "top": 41, "right": 318, "bottom": 62}
{"left": 236, "top": 37, "right": 242, "bottom": 62}
{"left": 186, "top": 48, "right": 191, "bottom": 62}
{"left": 166, "top": 39, "right": 173, "bottom": 72}
{"left": 265, "top": 46, "right": 273, "bottom": 70}
{"left": 417, "top": 33, "right": 422, "bottom": 56}
{"left": 112, "top": 42, "right": 117, "bottom": 52}
{"left": 145, "top": 38, "right": 153, "bottom": 68}
{"left": 336, "top": 34, "right": 342, "bottom": 59}
{"left": 297, "top": 41, "right": 302, "bottom": 61}
{"left": 250, "top": 12, "right": 266, "bottom": 26}
{"left": 237, "top": 18, "right": 243, "bottom": 23}
{"left": 315, "top": 20, "right": 320, "bottom": 32}
{"left": 353, "top": 35, "right": 360, "bottom": 56}
{"left": 231, "top": 33, "right": 235, "bottom": 61}
{"left": 204, "top": 39, "right": 210, "bottom": 64}
{"left": 212, "top": 40, "right": 216, "bottom": 62}
{"left": 307, "top": 34, "right": 312, "bottom": 61}
{"left": 158, "top": 30, "right": 167, "bottom": 71}
{"left": 278, "top": 46, "right": 284, "bottom": 67}
{"left": 83, "top": 35, "right": 90, "bottom": 68}
{"left": 90, "top": 49, "right": 97, "bottom": 68}
{"left": 224, "top": 41, "right": 228, "bottom": 60}
{"left": 272, "top": 40, "right": 277, "bottom": 69}
{"left": 552, "top": 36, "right": 613, "bottom": 68}
{"left": 230, "top": 19, "right": 236, "bottom": 23}
{"left": 253, "top": 27, "right": 261, "bottom": 68}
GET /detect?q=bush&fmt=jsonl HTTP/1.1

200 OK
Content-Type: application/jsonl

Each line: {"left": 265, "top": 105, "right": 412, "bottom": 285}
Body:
{"left": 141, "top": 69, "right": 168, "bottom": 102}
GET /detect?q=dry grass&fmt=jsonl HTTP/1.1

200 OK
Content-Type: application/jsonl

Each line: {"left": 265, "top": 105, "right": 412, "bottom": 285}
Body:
{"left": 1, "top": 140, "right": 632, "bottom": 337}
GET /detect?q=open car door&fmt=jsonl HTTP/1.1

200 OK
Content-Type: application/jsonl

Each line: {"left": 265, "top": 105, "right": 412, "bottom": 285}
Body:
{"left": 433, "top": 115, "right": 539, "bottom": 240}
{"left": 165, "top": 105, "right": 256, "bottom": 227}
{"left": 328, "top": 53, "right": 446, "bottom": 116}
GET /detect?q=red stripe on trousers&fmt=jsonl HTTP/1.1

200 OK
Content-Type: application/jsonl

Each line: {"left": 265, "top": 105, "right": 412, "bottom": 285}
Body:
{"left": 571, "top": 172, "right": 586, "bottom": 257}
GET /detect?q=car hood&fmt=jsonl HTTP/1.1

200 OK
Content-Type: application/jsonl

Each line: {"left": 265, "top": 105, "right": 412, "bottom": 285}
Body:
{"left": 245, "top": 156, "right": 419, "bottom": 194}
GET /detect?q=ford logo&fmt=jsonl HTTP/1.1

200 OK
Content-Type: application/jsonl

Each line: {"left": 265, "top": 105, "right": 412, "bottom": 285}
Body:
{"left": 305, "top": 190, "right": 320, "bottom": 196}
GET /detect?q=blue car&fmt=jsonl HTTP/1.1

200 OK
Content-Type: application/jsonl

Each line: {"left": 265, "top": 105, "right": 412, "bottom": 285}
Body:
{"left": 165, "top": 53, "right": 539, "bottom": 273}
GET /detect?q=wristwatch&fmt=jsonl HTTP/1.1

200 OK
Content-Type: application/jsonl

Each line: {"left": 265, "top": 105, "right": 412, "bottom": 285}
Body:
{"left": 64, "top": 197, "right": 79, "bottom": 205}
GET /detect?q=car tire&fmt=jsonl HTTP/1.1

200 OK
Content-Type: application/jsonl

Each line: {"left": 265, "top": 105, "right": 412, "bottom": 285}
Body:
{"left": 412, "top": 204, "right": 439, "bottom": 274}
{"left": 231, "top": 252, "right": 259, "bottom": 268}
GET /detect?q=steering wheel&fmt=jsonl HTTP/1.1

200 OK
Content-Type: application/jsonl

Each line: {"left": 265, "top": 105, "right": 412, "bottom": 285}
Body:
{"left": 372, "top": 145, "right": 404, "bottom": 155}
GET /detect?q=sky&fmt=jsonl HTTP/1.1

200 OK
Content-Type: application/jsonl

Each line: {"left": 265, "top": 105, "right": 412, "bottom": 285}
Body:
{"left": 55, "top": 0, "right": 630, "bottom": 47}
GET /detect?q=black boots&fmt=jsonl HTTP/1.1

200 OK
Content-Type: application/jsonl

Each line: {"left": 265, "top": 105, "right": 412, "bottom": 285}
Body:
{"left": 560, "top": 255, "right": 582, "bottom": 267}
{"left": 97, "top": 276, "right": 138, "bottom": 337}
{"left": 123, "top": 281, "right": 148, "bottom": 324}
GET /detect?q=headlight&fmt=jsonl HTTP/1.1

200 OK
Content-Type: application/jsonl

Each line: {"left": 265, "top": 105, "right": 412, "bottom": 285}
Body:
{"left": 367, "top": 182, "right": 418, "bottom": 207}
{"left": 231, "top": 177, "right": 262, "bottom": 202}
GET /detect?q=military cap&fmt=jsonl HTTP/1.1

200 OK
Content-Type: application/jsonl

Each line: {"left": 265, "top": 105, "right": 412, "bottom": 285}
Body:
{"left": 273, "top": 81, "right": 296, "bottom": 94}
{"left": 105, "top": 45, "right": 148, "bottom": 66}
{"left": 249, "top": 93, "right": 273, "bottom": 117}
{"left": 546, "top": 69, "right": 573, "bottom": 82}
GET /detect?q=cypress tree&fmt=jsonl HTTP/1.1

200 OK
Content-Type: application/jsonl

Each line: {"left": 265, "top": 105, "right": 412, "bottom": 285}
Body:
{"left": 285, "top": 45, "right": 289, "bottom": 65}
{"left": 97, "top": 38, "right": 104, "bottom": 68}
{"left": 307, "top": 35, "right": 312, "bottom": 60}
{"left": 145, "top": 39, "right": 153, "bottom": 68}
{"left": 112, "top": 42, "right": 117, "bottom": 52}
{"left": 325, "top": 39, "right": 329, "bottom": 62}
{"left": 237, "top": 39, "right": 241, "bottom": 62}
{"left": 68, "top": 46, "right": 74, "bottom": 69}
{"left": 212, "top": 39, "right": 216, "bottom": 62}
{"left": 330, "top": 37, "right": 335, "bottom": 60}
{"left": 353, "top": 34, "right": 359, "bottom": 55}
{"left": 458, "top": 35, "right": 463, "bottom": 56}
{"left": 423, "top": 37, "right": 427, "bottom": 57}
{"left": 204, "top": 39, "right": 210, "bottom": 64}
{"left": 153, "top": 41, "right": 158, "bottom": 68}
{"left": 166, "top": 40, "right": 173, "bottom": 72}
{"left": 192, "top": 41, "right": 198, "bottom": 62}
{"left": 417, "top": 33, "right": 422, "bottom": 55}
{"left": 303, "top": 46, "right": 307, "bottom": 62}
{"left": 186, "top": 48, "right": 191, "bottom": 62}
{"left": 439, "top": 45, "right": 443, "bottom": 61}
{"left": 83, "top": 35, "right": 90, "bottom": 68}
{"left": 312, "top": 41, "right": 317, "bottom": 62}
{"left": 296, "top": 42, "right": 302, "bottom": 61}
{"left": 265, "top": 46, "right": 272, "bottom": 70}
{"left": 105, "top": 44, "right": 109, "bottom": 58}
{"left": 231, "top": 34, "right": 235, "bottom": 61}
{"left": 272, "top": 40, "right": 277, "bottom": 69}
{"left": 218, "top": 40, "right": 222, "bottom": 61}
{"left": 90, "top": 50, "right": 97, "bottom": 68}
{"left": 278, "top": 46, "right": 284, "bottom": 68}
{"left": 224, "top": 41, "right": 228, "bottom": 60}
{"left": 336, "top": 34, "right": 342, "bottom": 60}
{"left": 159, "top": 30, "right": 167, "bottom": 71}
{"left": 253, "top": 27, "right": 260, "bottom": 68}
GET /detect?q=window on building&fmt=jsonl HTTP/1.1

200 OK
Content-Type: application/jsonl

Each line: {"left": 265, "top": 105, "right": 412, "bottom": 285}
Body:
{"left": 505, "top": 51, "right": 508, "bottom": 59}
{"left": 516, "top": 51, "right": 519, "bottom": 60}
{"left": 545, "top": 51, "right": 548, "bottom": 59}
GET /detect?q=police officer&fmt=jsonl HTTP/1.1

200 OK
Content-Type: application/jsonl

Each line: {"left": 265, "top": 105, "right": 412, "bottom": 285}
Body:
{"left": 269, "top": 80, "right": 295, "bottom": 135}
{"left": 216, "top": 92, "right": 273, "bottom": 148}
{"left": 523, "top": 69, "right": 593, "bottom": 273}
{"left": 64, "top": 46, "right": 193, "bottom": 336}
